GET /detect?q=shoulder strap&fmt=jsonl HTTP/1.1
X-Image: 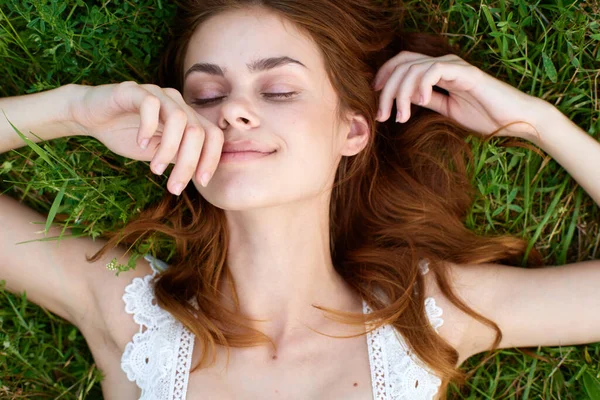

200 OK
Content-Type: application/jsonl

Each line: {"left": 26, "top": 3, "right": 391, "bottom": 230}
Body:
{"left": 418, "top": 258, "right": 430, "bottom": 275}
{"left": 364, "top": 299, "right": 443, "bottom": 399}
{"left": 121, "top": 256, "right": 193, "bottom": 399}
{"left": 419, "top": 259, "right": 444, "bottom": 332}
{"left": 144, "top": 253, "right": 169, "bottom": 273}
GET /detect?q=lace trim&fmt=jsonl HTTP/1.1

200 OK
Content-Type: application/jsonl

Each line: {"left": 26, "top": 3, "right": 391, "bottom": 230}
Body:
{"left": 425, "top": 297, "right": 444, "bottom": 332}
{"left": 120, "top": 254, "right": 195, "bottom": 400}
{"left": 365, "top": 300, "right": 391, "bottom": 399}
{"left": 364, "top": 258, "right": 444, "bottom": 399}
{"left": 122, "top": 256, "right": 443, "bottom": 400}
{"left": 170, "top": 324, "right": 194, "bottom": 399}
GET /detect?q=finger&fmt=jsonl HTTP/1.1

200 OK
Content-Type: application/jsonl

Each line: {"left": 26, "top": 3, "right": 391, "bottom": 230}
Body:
{"left": 111, "top": 82, "right": 168, "bottom": 150}
{"left": 111, "top": 82, "right": 162, "bottom": 147}
{"left": 111, "top": 81, "right": 154, "bottom": 113}
{"left": 167, "top": 124, "right": 204, "bottom": 195}
{"left": 372, "top": 51, "right": 431, "bottom": 90}
{"left": 378, "top": 58, "right": 469, "bottom": 122}
{"left": 137, "top": 94, "right": 160, "bottom": 149}
{"left": 377, "top": 60, "right": 430, "bottom": 122}
{"left": 420, "top": 61, "right": 476, "bottom": 94}
{"left": 153, "top": 108, "right": 187, "bottom": 175}
{"left": 167, "top": 90, "right": 224, "bottom": 188}
{"left": 194, "top": 122, "right": 224, "bottom": 187}
{"left": 418, "top": 62, "right": 472, "bottom": 116}
{"left": 393, "top": 62, "right": 430, "bottom": 123}
{"left": 142, "top": 86, "right": 189, "bottom": 176}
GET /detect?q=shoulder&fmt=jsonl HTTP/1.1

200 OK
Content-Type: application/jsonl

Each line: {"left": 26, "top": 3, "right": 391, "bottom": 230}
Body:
{"left": 420, "top": 260, "right": 499, "bottom": 367}
{"left": 78, "top": 249, "right": 156, "bottom": 357}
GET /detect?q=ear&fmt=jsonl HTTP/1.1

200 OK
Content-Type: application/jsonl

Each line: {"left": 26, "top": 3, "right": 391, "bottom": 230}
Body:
{"left": 340, "top": 112, "right": 370, "bottom": 157}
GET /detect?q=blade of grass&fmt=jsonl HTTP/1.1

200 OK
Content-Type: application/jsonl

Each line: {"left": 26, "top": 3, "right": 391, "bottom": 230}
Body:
{"left": 523, "top": 179, "right": 568, "bottom": 265}
{"left": 45, "top": 180, "right": 68, "bottom": 234}
{"left": 2, "top": 112, "right": 55, "bottom": 167}
{"left": 558, "top": 186, "right": 582, "bottom": 264}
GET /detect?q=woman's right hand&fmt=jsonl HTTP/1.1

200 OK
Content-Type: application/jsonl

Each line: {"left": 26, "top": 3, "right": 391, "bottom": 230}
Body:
{"left": 69, "top": 81, "right": 224, "bottom": 195}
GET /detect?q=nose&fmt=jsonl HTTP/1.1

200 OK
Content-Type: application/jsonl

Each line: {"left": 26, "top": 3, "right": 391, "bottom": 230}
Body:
{"left": 218, "top": 97, "right": 259, "bottom": 130}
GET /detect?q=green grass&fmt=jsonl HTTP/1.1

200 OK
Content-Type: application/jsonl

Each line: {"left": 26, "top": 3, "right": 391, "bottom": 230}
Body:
{"left": 0, "top": 0, "right": 598, "bottom": 398}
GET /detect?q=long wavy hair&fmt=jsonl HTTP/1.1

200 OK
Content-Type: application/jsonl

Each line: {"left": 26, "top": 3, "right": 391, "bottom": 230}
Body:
{"left": 88, "top": 0, "right": 543, "bottom": 397}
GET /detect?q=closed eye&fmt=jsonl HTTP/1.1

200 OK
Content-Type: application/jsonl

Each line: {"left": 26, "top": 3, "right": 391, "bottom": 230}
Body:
{"left": 191, "top": 92, "right": 298, "bottom": 107}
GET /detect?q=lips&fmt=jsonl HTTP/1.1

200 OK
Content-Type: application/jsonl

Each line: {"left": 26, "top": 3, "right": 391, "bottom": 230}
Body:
{"left": 219, "top": 149, "right": 276, "bottom": 163}
{"left": 222, "top": 140, "right": 276, "bottom": 154}
{"left": 222, "top": 150, "right": 273, "bottom": 154}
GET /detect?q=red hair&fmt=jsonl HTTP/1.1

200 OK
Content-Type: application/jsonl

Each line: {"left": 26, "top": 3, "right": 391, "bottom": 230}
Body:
{"left": 88, "top": 1, "right": 543, "bottom": 397}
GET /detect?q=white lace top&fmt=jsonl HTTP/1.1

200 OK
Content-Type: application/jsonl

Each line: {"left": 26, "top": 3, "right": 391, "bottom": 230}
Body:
{"left": 121, "top": 255, "right": 445, "bottom": 399}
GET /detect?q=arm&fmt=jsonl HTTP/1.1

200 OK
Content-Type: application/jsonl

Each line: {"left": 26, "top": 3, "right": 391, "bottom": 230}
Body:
{"left": 425, "top": 259, "right": 600, "bottom": 366}
{"left": 373, "top": 51, "right": 599, "bottom": 208}
{"left": 0, "top": 84, "right": 87, "bottom": 153}
{"left": 525, "top": 103, "right": 600, "bottom": 207}
{"left": 0, "top": 85, "right": 104, "bottom": 329}
{"left": 0, "top": 85, "right": 161, "bottom": 360}
{"left": 427, "top": 107, "right": 600, "bottom": 366}
{"left": 372, "top": 50, "right": 600, "bottom": 365}
{"left": 0, "top": 82, "right": 217, "bottom": 351}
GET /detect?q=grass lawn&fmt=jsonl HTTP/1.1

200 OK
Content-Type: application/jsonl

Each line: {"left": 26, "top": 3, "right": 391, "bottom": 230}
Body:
{"left": 0, "top": 0, "right": 599, "bottom": 398}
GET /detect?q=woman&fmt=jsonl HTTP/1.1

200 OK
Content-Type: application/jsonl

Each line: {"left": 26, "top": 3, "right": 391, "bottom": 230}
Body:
{"left": 0, "top": 0, "right": 598, "bottom": 399}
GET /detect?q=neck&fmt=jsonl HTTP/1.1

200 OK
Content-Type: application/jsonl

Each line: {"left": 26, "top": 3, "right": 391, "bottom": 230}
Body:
{"left": 218, "top": 195, "right": 363, "bottom": 347}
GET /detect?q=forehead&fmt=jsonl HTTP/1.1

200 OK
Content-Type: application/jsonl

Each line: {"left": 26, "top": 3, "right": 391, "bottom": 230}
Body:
{"left": 183, "top": 8, "right": 322, "bottom": 74}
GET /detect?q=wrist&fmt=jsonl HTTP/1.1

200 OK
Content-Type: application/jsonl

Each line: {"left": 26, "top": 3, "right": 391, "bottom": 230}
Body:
{"left": 60, "top": 83, "right": 91, "bottom": 137}
{"left": 522, "top": 99, "right": 563, "bottom": 147}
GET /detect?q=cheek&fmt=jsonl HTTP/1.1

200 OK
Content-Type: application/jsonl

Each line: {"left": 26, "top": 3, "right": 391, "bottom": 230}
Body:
{"left": 290, "top": 125, "right": 339, "bottom": 178}
{"left": 192, "top": 108, "right": 219, "bottom": 124}
{"left": 285, "top": 110, "right": 333, "bottom": 151}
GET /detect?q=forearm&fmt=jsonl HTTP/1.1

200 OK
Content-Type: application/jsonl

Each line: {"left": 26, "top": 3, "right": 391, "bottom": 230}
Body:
{"left": 0, "top": 84, "right": 86, "bottom": 155}
{"left": 528, "top": 104, "right": 600, "bottom": 207}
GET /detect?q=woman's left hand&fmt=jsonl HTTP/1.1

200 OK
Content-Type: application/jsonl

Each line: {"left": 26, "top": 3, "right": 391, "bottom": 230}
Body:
{"left": 372, "top": 50, "right": 553, "bottom": 140}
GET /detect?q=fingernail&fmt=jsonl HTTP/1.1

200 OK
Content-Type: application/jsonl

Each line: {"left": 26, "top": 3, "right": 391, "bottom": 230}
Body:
{"left": 200, "top": 172, "right": 211, "bottom": 187}
{"left": 396, "top": 111, "right": 402, "bottom": 123}
{"left": 419, "top": 95, "right": 424, "bottom": 105}
{"left": 140, "top": 139, "right": 149, "bottom": 149}
{"left": 173, "top": 182, "right": 185, "bottom": 196}
{"left": 376, "top": 109, "right": 382, "bottom": 121}
{"left": 154, "top": 163, "right": 167, "bottom": 175}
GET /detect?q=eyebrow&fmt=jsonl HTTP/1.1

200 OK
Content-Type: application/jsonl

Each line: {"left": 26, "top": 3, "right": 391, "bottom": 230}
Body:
{"left": 183, "top": 56, "right": 307, "bottom": 81}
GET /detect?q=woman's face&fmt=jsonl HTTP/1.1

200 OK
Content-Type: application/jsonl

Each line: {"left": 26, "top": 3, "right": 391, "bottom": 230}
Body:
{"left": 182, "top": 7, "right": 366, "bottom": 210}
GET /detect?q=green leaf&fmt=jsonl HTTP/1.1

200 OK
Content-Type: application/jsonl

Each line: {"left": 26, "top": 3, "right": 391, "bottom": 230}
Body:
{"left": 508, "top": 204, "right": 523, "bottom": 213}
{"left": 507, "top": 187, "right": 519, "bottom": 203}
{"left": 584, "top": 346, "right": 593, "bottom": 364}
{"left": 583, "top": 370, "right": 600, "bottom": 400}
{"left": 552, "top": 368, "right": 565, "bottom": 392}
{"left": 0, "top": 160, "right": 13, "bottom": 174}
{"left": 542, "top": 51, "right": 558, "bottom": 83}
{"left": 492, "top": 205, "right": 506, "bottom": 217}
{"left": 68, "top": 327, "right": 78, "bottom": 342}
